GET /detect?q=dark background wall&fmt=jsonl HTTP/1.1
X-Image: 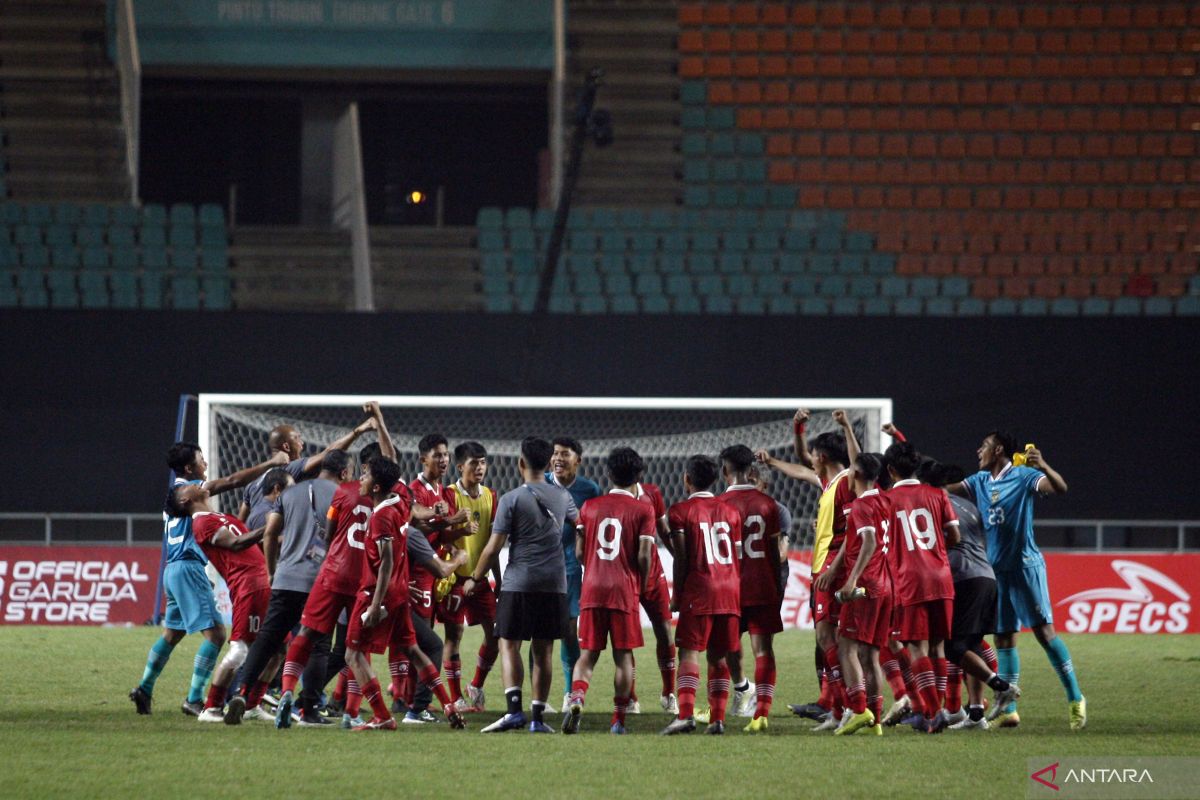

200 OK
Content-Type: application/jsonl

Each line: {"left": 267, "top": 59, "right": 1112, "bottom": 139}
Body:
{"left": 1, "top": 310, "right": 1196, "bottom": 518}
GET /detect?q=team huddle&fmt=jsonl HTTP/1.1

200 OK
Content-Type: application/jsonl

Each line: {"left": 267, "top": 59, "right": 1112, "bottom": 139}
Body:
{"left": 129, "top": 403, "right": 1086, "bottom": 736}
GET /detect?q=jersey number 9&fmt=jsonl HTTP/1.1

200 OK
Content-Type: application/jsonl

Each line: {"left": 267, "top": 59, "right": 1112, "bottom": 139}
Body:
{"left": 597, "top": 518, "right": 622, "bottom": 561}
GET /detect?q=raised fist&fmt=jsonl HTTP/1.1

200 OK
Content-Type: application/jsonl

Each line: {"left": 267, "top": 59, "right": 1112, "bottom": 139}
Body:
{"left": 832, "top": 409, "right": 849, "bottom": 426}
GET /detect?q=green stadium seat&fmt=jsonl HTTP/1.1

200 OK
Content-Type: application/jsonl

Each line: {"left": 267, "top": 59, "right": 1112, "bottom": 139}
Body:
{"left": 800, "top": 297, "right": 830, "bottom": 315}
{"left": 510, "top": 229, "right": 536, "bottom": 252}
{"left": 51, "top": 246, "right": 80, "bottom": 268}
{"left": 565, "top": 254, "right": 594, "bottom": 274}
{"left": 16, "top": 268, "right": 43, "bottom": 292}
{"left": 200, "top": 245, "right": 228, "bottom": 274}
{"left": 1050, "top": 298, "right": 1080, "bottom": 315}
{"left": 169, "top": 204, "right": 196, "bottom": 228}
{"left": 1020, "top": 298, "right": 1049, "bottom": 315}
{"left": 22, "top": 245, "right": 49, "bottom": 268}
{"left": 819, "top": 276, "right": 848, "bottom": 296}
{"left": 750, "top": 231, "right": 779, "bottom": 252}
{"left": 845, "top": 231, "right": 874, "bottom": 253}
{"left": 814, "top": 228, "right": 841, "bottom": 253}
{"left": 642, "top": 294, "right": 671, "bottom": 313}
{"left": 82, "top": 204, "right": 109, "bottom": 225}
{"left": 740, "top": 186, "right": 767, "bottom": 207}
{"left": 862, "top": 297, "right": 892, "bottom": 315}
{"left": 198, "top": 204, "right": 225, "bottom": 227}
{"left": 666, "top": 275, "right": 694, "bottom": 296}
{"left": 141, "top": 204, "right": 166, "bottom": 226}
{"left": 756, "top": 275, "right": 785, "bottom": 295}
{"left": 710, "top": 161, "right": 737, "bottom": 183}
{"left": 548, "top": 296, "right": 574, "bottom": 314}
{"left": 838, "top": 254, "right": 866, "bottom": 274}
{"left": 831, "top": 297, "right": 859, "bottom": 315}
{"left": 849, "top": 277, "right": 876, "bottom": 298}
{"left": 574, "top": 272, "right": 601, "bottom": 294}
{"left": 170, "top": 247, "right": 198, "bottom": 271}
{"left": 202, "top": 277, "right": 232, "bottom": 310}
{"left": 674, "top": 295, "right": 702, "bottom": 314}
{"left": 532, "top": 209, "right": 554, "bottom": 230}
{"left": 1144, "top": 297, "right": 1173, "bottom": 316}
{"left": 108, "top": 225, "right": 135, "bottom": 246}
{"left": 568, "top": 232, "right": 596, "bottom": 252}
{"left": 484, "top": 294, "right": 512, "bottom": 313}
{"left": 989, "top": 299, "right": 1018, "bottom": 315}
{"left": 630, "top": 232, "right": 657, "bottom": 253}
{"left": 783, "top": 230, "right": 811, "bottom": 252}
{"left": 677, "top": 209, "right": 704, "bottom": 229}
{"left": 880, "top": 277, "right": 909, "bottom": 297}
{"left": 628, "top": 254, "right": 656, "bottom": 274}
{"left": 577, "top": 295, "right": 605, "bottom": 314}
{"left": 24, "top": 204, "right": 52, "bottom": 225}
{"left": 740, "top": 161, "right": 767, "bottom": 183}
{"left": 1176, "top": 296, "right": 1200, "bottom": 315}
{"left": 502, "top": 208, "right": 531, "bottom": 229}
{"left": 45, "top": 224, "right": 73, "bottom": 246}
{"left": 82, "top": 247, "right": 108, "bottom": 270}
{"left": 480, "top": 253, "right": 507, "bottom": 276}
{"left": 705, "top": 296, "right": 734, "bottom": 314}
{"left": 513, "top": 274, "right": 538, "bottom": 295}
{"left": 926, "top": 297, "right": 956, "bottom": 316}
{"left": 20, "top": 286, "right": 49, "bottom": 308}
{"left": 727, "top": 275, "right": 754, "bottom": 296}
{"left": 736, "top": 134, "right": 765, "bottom": 157}
{"left": 171, "top": 276, "right": 200, "bottom": 309}
{"left": 1112, "top": 297, "right": 1141, "bottom": 316}
{"left": 767, "top": 186, "right": 797, "bottom": 207}
{"left": 895, "top": 298, "right": 923, "bottom": 315}
{"left": 141, "top": 246, "right": 167, "bottom": 272}
{"left": 139, "top": 273, "right": 164, "bottom": 308}
{"left": 736, "top": 296, "right": 766, "bottom": 314}
{"left": 708, "top": 108, "right": 735, "bottom": 130}
{"left": 513, "top": 295, "right": 534, "bottom": 313}
{"left": 712, "top": 187, "right": 739, "bottom": 208}
{"left": 199, "top": 227, "right": 226, "bottom": 247}
{"left": 777, "top": 254, "right": 804, "bottom": 273}
{"left": 478, "top": 230, "right": 505, "bottom": 251}
{"left": 911, "top": 277, "right": 939, "bottom": 298}
{"left": 482, "top": 275, "right": 509, "bottom": 295}
{"left": 658, "top": 253, "right": 686, "bottom": 273}
{"left": 476, "top": 207, "right": 504, "bottom": 229}
{"left": 689, "top": 253, "right": 716, "bottom": 273}
{"left": 718, "top": 254, "right": 744, "bottom": 274}
{"left": 512, "top": 253, "right": 537, "bottom": 274}
{"left": 810, "top": 255, "right": 837, "bottom": 275}
{"left": 111, "top": 205, "right": 139, "bottom": 226}
{"left": 109, "top": 245, "right": 136, "bottom": 271}
{"left": 605, "top": 274, "right": 633, "bottom": 295}
{"left": 691, "top": 231, "right": 719, "bottom": 253}
{"left": 660, "top": 231, "right": 687, "bottom": 253}
{"left": 47, "top": 271, "right": 78, "bottom": 308}
{"left": 949, "top": 298, "right": 981, "bottom": 316}
{"left": 14, "top": 225, "right": 41, "bottom": 245}
{"left": 0, "top": 228, "right": 9, "bottom": 246}
{"left": 789, "top": 275, "right": 817, "bottom": 296}
{"left": 710, "top": 134, "right": 735, "bottom": 156}
{"left": 866, "top": 254, "right": 895, "bottom": 275}
{"left": 598, "top": 254, "right": 626, "bottom": 275}
{"left": 598, "top": 231, "right": 625, "bottom": 253}
{"left": 723, "top": 231, "right": 749, "bottom": 252}
{"left": 680, "top": 81, "right": 707, "bottom": 105}
{"left": 747, "top": 254, "right": 775, "bottom": 274}
{"left": 140, "top": 226, "right": 166, "bottom": 248}
{"left": 76, "top": 225, "right": 105, "bottom": 247}
{"left": 942, "top": 277, "right": 969, "bottom": 297}
{"left": 79, "top": 272, "right": 108, "bottom": 308}
{"left": 634, "top": 274, "right": 662, "bottom": 295}
{"left": 169, "top": 227, "right": 196, "bottom": 248}
{"left": 789, "top": 211, "right": 818, "bottom": 230}
{"left": 610, "top": 294, "right": 638, "bottom": 314}
{"left": 767, "top": 296, "right": 797, "bottom": 314}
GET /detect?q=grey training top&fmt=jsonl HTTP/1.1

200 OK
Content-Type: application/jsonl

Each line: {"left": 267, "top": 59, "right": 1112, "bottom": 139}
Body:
{"left": 270, "top": 478, "right": 337, "bottom": 592}
{"left": 948, "top": 494, "right": 995, "bottom": 583}
{"left": 493, "top": 481, "right": 578, "bottom": 594}
{"left": 244, "top": 458, "right": 309, "bottom": 530}
{"left": 406, "top": 524, "right": 437, "bottom": 569}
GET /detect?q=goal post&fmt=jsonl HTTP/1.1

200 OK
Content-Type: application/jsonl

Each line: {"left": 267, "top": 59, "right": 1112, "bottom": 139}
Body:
{"left": 198, "top": 394, "right": 893, "bottom": 547}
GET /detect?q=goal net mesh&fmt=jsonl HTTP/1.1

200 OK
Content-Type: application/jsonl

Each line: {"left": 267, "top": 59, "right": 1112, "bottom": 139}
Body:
{"left": 203, "top": 398, "right": 886, "bottom": 549}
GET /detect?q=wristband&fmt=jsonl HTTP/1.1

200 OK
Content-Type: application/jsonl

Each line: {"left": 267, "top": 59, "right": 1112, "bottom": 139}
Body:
{"left": 892, "top": 428, "right": 907, "bottom": 442}
{"left": 793, "top": 420, "right": 807, "bottom": 436}
{"left": 429, "top": 514, "right": 443, "bottom": 526}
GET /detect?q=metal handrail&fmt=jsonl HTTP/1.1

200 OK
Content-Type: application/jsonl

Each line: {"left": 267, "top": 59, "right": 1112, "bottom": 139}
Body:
{"left": 114, "top": 0, "right": 141, "bottom": 201}
{"left": 0, "top": 513, "right": 160, "bottom": 546}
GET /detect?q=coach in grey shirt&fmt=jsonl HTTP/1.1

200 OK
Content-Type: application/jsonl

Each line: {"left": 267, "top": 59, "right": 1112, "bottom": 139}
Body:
{"left": 463, "top": 437, "right": 578, "bottom": 732}
{"left": 948, "top": 493, "right": 995, "bottom": 584}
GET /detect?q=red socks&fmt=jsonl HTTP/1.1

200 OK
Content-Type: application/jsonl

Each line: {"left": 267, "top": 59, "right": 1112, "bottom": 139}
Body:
{"left": 869, "top": 694, "right": 884, "bottom": 724}
{"left": 419, "top": 663, "right": 453, "bottom": 710}
{"left": 847, "top": 680, "right": 867, "bottom": 714}
{"left": 629, "top": 657, "right": 638, "bottom": 702}
{"left": 880, "top": 650, "right": 907, "bottom": 700}
{"left": 471, "top": 642, "right": 498, "bottom": 689}
{"left": 388, "top": 654, "right": 410, "bottom": 702}
{"left": 445, "top": 655, "right": 463, "bottom": 704}
{"left": 362, "top": 677, "right": 391, "bottom": 721}
{"left": 571, "top": 679, "right": 589, "bottom": 706}
{"left": 823, "top": 645, "right": 848, "bottom": 715}
{"left": 981, "top": 640, "right": 998, "bottom": 673}
{"left": 911, "top": 656, "right": 941, "bottom": 719}
{"left": 345, "top": 677, "right": 363, "bottom": 717}
{"left": 676, "top": 662, "right": 700, "bottom": 719}
{"left": 934, "top": 657, "right": 948, "bottom": 708}
{"left": 945, "top": 663, "right": 963, "bottom": 713}
{"left": 280, "top": 634, "right": 314, "bottom": 695}
{"left": 708, "top": 662, "right": 731, "bottom": 724}
{"left": 242, "top": 679, "right": 268, "bottom": 709}
{"left": 612, "top": 696, "right": 629, "bottom": 726}
{"left": 204, "top": 681, "right": 226, "bottom": 710}
{"left": 333, "top": 667, "right": 349, "bottom": 703}
{"left": 659, "top": 642, "right": 677, "bottom": 697}
{"left": 753, "top": 655, "right": 776, "bottom": 718}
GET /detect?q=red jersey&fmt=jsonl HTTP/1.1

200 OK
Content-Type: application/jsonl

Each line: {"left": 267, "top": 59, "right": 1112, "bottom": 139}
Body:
{"left": 668, "top": 492, "right": 742, "bottom": 616}
{"left": 828, "top": 470, "right": 855, "bottom": 542}
{"left": 887, "top": 479, "right": 958, "bottom": 604}
{"left": 360, "top": 494, "right": 413, "bottom": 609}
{"left": 721, "top": 484, "right": 782, "bottom": 607}
{"left": 408, "top": 474, "right": 459, "bottom": 583}
{"left": 844, "top": 489, "right": 893, "bottom": 598}
{"left": 192, "top": 511, "right": 270, "bottom": 594}
{"left": 318, "top": 481, "right": 371, "bottom": 595}
{"left": 577, "top": 490, "right": 656, "bottom": 613}
{"left": 634, "top": 482, "right": 667, "bottom": 576}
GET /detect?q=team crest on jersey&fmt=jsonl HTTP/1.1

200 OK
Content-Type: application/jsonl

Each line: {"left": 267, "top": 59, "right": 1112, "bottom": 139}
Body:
{"left": 991, "top": 489, "right": 1000, "bottom": 503}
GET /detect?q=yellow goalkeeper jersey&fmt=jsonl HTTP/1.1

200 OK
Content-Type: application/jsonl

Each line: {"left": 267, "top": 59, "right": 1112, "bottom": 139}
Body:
{"left": 449, "top": 481, "right": 496, "bottom": 578}
{"left": 812, "top": 468, "right": 852, "bottom": 574}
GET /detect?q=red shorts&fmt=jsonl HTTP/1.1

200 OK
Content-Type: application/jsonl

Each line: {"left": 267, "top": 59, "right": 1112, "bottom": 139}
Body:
{"left": 230, "top": 586, "right": 270, "bottom": 643}
{"left": 812, "top": 585, "right": 842, "bottom": 625}
{"left": 897, "top": 598, "right": 954, "bottom": 642}
{"left": 300, "top": 582, "right": 357, "bottom": 635}
{"left": 675, "top": 611, "right": 739, "bottom": 654}
{"left": 579, "top": 606, "right": 644, "bottom": 651}
{"left": 740, "top": 603, "right": 784, "bottom": 636}
{"left": 639, "top": 571, "right": 671, "bottom": 623}
{"left": 388, "top": 605, "right": 417, "bottom": 650}
{"left": 436, "top": 580, "right": 498, "bottom": 626}
{"left": 838, "top": 595, "right": 893, "bottom": 649}
{"left": 347, "top": 597, "right": 413, "bottom": 655}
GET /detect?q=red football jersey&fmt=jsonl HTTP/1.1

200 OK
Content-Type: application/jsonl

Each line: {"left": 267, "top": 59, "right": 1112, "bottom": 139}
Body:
{"left": 887, "top": 479, "right": 958, "bottom": 604}
{"left": 577, "top": 490, "right": 656, "bottom": 613}
{"left": 829, "top": 470, "right": 855, "bottom": 542}
{"left": 844, "top": 489, "right": 893, "bottom": 598}
{"left": 318, "top": 481, "right": 372, "bottom": 595}
{"left": 192, "top": 511, "right": 270, "bottom": 594}
{"left": 634, "top": 482, "right": 667, "bottom": 577}
{"left": 721, "top": 484, "right": 783, "bottom": 607}
{"left": 668, "top": 493, "right": 742, "bottom": 616}
{"left": 408, "top": 474, "right": 459, "bottom": 587}
{"left": 360, "top": 494, "right": 413, "bottom": 609}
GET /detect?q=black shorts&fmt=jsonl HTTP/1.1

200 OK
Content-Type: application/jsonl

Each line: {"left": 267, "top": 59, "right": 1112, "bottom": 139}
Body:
{"left": 951, "top": 577, "right": 997, "bottom": 640}
{"left": 495, "top": 591, "right": 568, "bottom": 642}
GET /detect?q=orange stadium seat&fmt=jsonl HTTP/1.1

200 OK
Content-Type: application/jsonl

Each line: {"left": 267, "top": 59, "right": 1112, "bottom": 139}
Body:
{"left": 732, "top": 4, "right": 757, "bottom": 24}
{"left": 760, "top": 4, "right": 788, "bottom": 25}
{"left": 708, "top": 82, "right": 734, "bottom": 103}
{"left": 761, "top": 31, "right": 787, "bottom": 53}
{"left": 703, "top": 4, "right": 732, "bottom": 25}
{"left": 706, "top": 31, "right": 732, "bottom": 53}
{"left": 818, "top": 4, "right": 845, "bottom": 26}
{"left": 790, "top": 4, "right": 816, "bottom": 26}
{"left": 678, "top": 58, "right": 704, "bottom": 78}
{"left": 678, "top": 4, "right": 704, "bottom": 25}
{"left": 706, "top": 57, "right": 732, "bottom": 77}
{"left": 679, "top": 32, "right": 704, "bottom": 53}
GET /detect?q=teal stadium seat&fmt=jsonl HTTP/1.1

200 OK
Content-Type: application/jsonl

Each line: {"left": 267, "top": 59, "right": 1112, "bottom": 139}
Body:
{"left": 171, "top": 277, "right": 200, "bottom": 309}
{"left": 24, "top": 204, "right": 52, "bottom": 224}
{"left": 482, "top": 275, "right": 509, "bottom": 295}
{"left": 1020, "top": 298, "right": 1049, "bottom": 315}
{"left": 14, "top": 224, "right": 40, "bottom": 245}
{"left": 533, "top": 209, "right": 555, "bottom": 230}
{"left": 957, "top": 298, "right": 986, "bottom": 315}
{"left": 199, "top": 204, "right": 225, "bottom": 227}
{"left": 989, "top": 299, "right": 1018, "bottom": 315}
{"left": 504, "top": 208, "right": 532, "bottom": 229}
{"left": 866, "top": 254, "right": 895, "bottom": 275}
{"left": 660, "top": 231, "right": 686, "bottom": 253}
{"left": 880, "top": 277, "right": 909, "bottom": 297}
{"left": 1176, "top": 296, "right": 1200, "bottom": 315}
{"left": 718, "top": 254, "right": 743, "bottom": 274}
{"left": 22, "top": 245, "right": 49, "bottom": 268}
{"left": 705, "top": 296, "right": 734, "bottom": 314}
{"left": 169, "top": 227, "right": 196, "bottom": 248}
{"left": 942, "top": 277, "right": 970, "bottom": 297}
{"left": 658, "top": 253, "right": 686, "bottom": 273}
{"left": 598, "top": 254, "right": 626, "bottom": 275}
{"left": 169, "top": 204, "right": 196, "bottom": 228}
{"left": 895, "top": 298, "right": 923, "bottom": 315}
{"left": 510, "top": 229, "right": 536, "bottom": 252}
{"left": 1144, "top": 297, "right": 1172, "bottom": 316}
{"left": 674, "top": 295, "right": 702, "bottom": 314}
{"left": 736, "top": 296, "right": 766, "bottom": 314}
{"left": 45, "top": 224, "right": 73, "bottom": 246}
{"left": 478, "top": 230, "right": 505, "bottom": 251}
{"left": 680, "top": 81, "right": 706, "bottom": 105}
{"left": 203, "top": 278, "right": 232, "bottom": 310}
{"left": 476, "top": 207, "right": 503, "bottom": 229}
{"left": 140, "top": 226, "right": 166, "bottom": 247}
{"left": 838, "top": 254, "right": 866, "bottom": 274}
{"left": 767, "top": 187, "right": 797, "bottom": 207}
{"left": 76, "top": 225, "right": 105, "bottom": 247}
{"left": 820, "top": 276, "right": 848, "bottom": 296}
{"left": 740, "top": 186, "right": 766, "bottom": 207}
{"left": 666, "top": 275, "right": 694, "bottom": 296}
{"left": 862, "top": 297, "right": 892, "bottom": 315}
{"left": 628, "top": 254, "right": 656, "bottom": 274}
{"left": 1080, "top": 298, "right": 1111, "bottom": 315}
{"left": 740, "top": 161, "right": 767, "bottom": 182}
{"left": 1111, "top": 297, "right": 1141, "bottom": 316}
{"left": 809, "top": 255, "right": 837, "bottom": 275}
{"left": 911, "top": 278, "right": 939, "bottom": 298}
{"left": 483, "top": 294, "right": 510, "bottom": 313}
{"left": 47, "top": 270, "right": 78, "bottom": 308}
{"left": 683, "top": 162, "right": 709, "bottom": 183}
{"left": 635, "top": 274, "right": 663, "bottom": 296}
{"left": 696, "top": 275, "right": 724, "bottom": 296}
{"left": 767, "top": 296, "right": 797, "bottom": 314}
{"left": 1050, "top": 298, "right": 1080, "bottom": 315}
{"left": 684, "top": 187, "right": 710, "bottom": 208}
{"left": 713, "top": 187, "right": 739, "bottom": 208}
{"left": 789, "top": 276, "right": 818, "bottom": 296}
{"left": 831, "top": 298, "right": 859, "bottom": 315}
{"left": 141, "top": 204, "right": 166, "bottom": 226}
{"left": 925, "top": 297, "right": 955, "bottom": 316}
{"left": 51, "top": 246, "right": 80, "bottom": 268}
{"left": 79, "top": 272, "right": 108, "bottom": 308}
{"left": 140, "top": 274, "right": 164, "bottom": 308}
{"left": 82, "top": 247, "right": 108, "bottom": 270}
{"left": 691, "top": 231, "right": 719, "bottom": 253}
{"left": 747, "top": 254, "right": 775, "bottom": 274}
{"left": 548, "top": 296, "right": 575, "bottom": 314}
{"left": 800, "top": 297, "right": 830, "bottom": 315}
{"left": 849, "top": 277, "right": 876, "bottom": 298}
{"left": 200, "top": 227, "right": 226, "bottom": 247}
{"left": 689, "top": 253, "right": 716, "bottom": 273}
{"left": 642, "top": 295, "right": 671, "bottom": 313}
{"left": 618, "top": 209, "right": 645, "bottom": 230}
{"left": 726, "top": 275, "right": 753, "bottom": 296}
{"left": 605, "top": 274, "right": 632, "bottom": 295}
{"left": 757, "top": 275, "right": 785, "bottom": 295}
{"left": 610, "top": 294, "right": 638, "bottom": 313}
{"left": 170, "top": 247, "right": 198, "bottom": 272}
{"left": 736, "top": 135, "right": 764, "bottom": 156}
{"left": 647, "top": 209, "right": 675, "bottom": 230}
{"left": 111, "top": 205, "right": 139, "bottom": 226}
{"left": 630, "top": 232, "right": 657, "bottom": 253}
{"left": 579, "top": 295, "right": 607, "bottom": 314}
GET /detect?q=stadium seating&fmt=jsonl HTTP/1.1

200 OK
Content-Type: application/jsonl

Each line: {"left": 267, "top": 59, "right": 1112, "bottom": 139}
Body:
{"left": 0, "top": 202, "right": 231, "bottom": 310}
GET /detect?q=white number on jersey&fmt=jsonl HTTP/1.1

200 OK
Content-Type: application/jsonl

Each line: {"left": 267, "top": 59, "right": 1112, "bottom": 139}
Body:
{"left": 987, "top": 506, "right": 1005, "bottom": 527}
{"left": 742, "top": 514, "right": 766, "bottom": 559}
{"left": 346, "top": 504, "right": 371, "bottom": 551}
{"left": 896, "top": 508, "right": 936, "bottom": 551}
{"left": 880, "top": 519, "right": 891, "bottom": 555}
{"left": 700, "top": 521, "right": 734, "bottom": 565}
{"left": 597, "top": 517, "right": 622, "bottom": 561}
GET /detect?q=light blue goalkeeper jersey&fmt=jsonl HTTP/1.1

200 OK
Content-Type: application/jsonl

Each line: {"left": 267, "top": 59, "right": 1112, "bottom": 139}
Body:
{"left": 163, "top": 478, "right": 206, "bottom": 564}
{"left": 964, "top": 463, "right": 1046, "bottom": 572}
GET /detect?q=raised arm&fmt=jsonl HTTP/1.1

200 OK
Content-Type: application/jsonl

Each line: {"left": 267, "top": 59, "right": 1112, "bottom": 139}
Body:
{"left": 364, "top": 401, "right": 396, "bottom": 461}
{"left": 833, "top": 409, "right": 860, "bottom": 465}
{"left": 756, "top": 449, "right": 822, "bottom": 489}
{"left": 1026, "top": 448, "right": 1068, "bottom": 495}
{"left": 792, "top": 408, "right": 814, "bottom": 468}
{"left": 207, "top": 523, "right": 266, "bottom": 551}
{"left": 299, "top": 415, "right": 375, "bottom": 475}
{"left": 206, "top": 450, "right": 289, "bottom": 497}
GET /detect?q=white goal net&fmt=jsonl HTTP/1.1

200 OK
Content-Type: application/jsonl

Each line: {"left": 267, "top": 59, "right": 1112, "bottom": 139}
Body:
{"left": 199, "top": 395, "right": 892, "bottom": 548}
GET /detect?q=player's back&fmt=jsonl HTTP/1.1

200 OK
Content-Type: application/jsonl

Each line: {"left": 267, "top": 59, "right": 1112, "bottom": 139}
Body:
{"left": 362, "top": 495, "right": 411, "bottom": 607}
{"left": 964, "top": 464, "right": 1045, "bottom": 570}
{"left": 578, "top": 491, "right": 655, "bottom": 612}
{"left": 192, "top": 510, "right": 268, "bottom": 590}
{"left": 319, "top": 481, "right": 371, "bottom": 594}
{"left": 669, "top": 493, "right": 742, "bottom": 615}
{"left": 887, "top": 480, "right": 955, "bottom": 604}
{"left": 844, "top": 489, "right": 893, "bottom": 596}
{"left": 721, "top": 485, "right": 782, "bottom": 607}
{"left": 164, "top": 478, "right": 207, "bottom": 565}
{"left": 634, "top": 482, "right": 667, "bottom": 574}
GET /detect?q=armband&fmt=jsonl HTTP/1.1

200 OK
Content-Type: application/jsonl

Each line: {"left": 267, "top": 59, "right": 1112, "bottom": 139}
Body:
{"left": 793, "top": 419, "right": 807, "bottom": 436}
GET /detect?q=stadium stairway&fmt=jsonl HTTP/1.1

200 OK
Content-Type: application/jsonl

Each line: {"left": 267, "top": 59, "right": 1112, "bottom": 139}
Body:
{"left": 371, "top": 226, "right": 481, "bottom": 312}
{"left": 0, "top": 0, "right": 130, "bottom": 202}
{"left": 229, "top": 226, "right": 352, "bottom": 312}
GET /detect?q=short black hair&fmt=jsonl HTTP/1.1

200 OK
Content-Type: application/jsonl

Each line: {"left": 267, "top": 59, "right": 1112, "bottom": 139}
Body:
{"left": 606, "top": 447, "right": 644, "bottom": 487}
{"left": 685, "top": 454, "right": 720, "bottom": 491}
{"left": 167, "top": 442, "right": 201, "bottom": 475}
{"left": 365, "top": 455, "right": 401, "bottom": 493}
{"left": 917, "top": 458, "right": 966, "bottom": 488}
{"left": 809, "top": 432, "right": 848, "bottom": 465}
{"left": 322, "top": 449, "right": 350, "bottom": 477}
{"left": 262, "top": 467, "right": 291, "bottom": 496}
{"left": 358, "top": 441, "right": 381, "bottom": 465}
{"left": 719, "top": 444, "right": 755, "bottom": 475}
{"left": 163, "top": 484, "right": 188, "bottom": 518}
{"left": 885, "top": 441, "right": 922, "bottom": 479}
{"left": 418, "top": 433, "right": 448, "bottom": 456}
{"left": 454, "top": 440, "right": 488, "bottom": 464}
{"left": 854, "top": 452, "right": 885, "bottom": 484}
{"left": 986, "top": 430, "right": 1019, "bottom": 459}
{"left": 553, "top": 436, "right": 583, "bottom": 457}
{"left": 521, "top": 437, "right": 554, "bottom": 472}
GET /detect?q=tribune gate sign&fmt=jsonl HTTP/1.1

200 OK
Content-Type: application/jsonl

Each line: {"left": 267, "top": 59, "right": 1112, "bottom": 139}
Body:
{"left": 0, "top": 545, "right": 1195, "bottom": 632}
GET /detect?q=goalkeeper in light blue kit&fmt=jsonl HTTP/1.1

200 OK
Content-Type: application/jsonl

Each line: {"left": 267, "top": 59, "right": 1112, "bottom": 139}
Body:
{"left": 947, "top": 431, "right": 1085, "bottom": 731}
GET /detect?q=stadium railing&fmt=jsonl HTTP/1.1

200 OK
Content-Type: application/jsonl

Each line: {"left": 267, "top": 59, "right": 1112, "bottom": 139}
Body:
{"left": 0, "top": 513, "right": 162, "bottom": 546}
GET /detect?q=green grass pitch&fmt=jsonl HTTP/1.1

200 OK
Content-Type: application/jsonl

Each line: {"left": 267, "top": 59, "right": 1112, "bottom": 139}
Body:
{"left": 1, "top": 627, "right": 1195, "bottom": 799}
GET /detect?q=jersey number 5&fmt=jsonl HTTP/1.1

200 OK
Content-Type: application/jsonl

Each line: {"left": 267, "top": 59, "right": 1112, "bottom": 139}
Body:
{"left": 597, "top": 518, "right": 622, "bottom": 561}
{"left": 346, "top": 504, "right": 371, "bottom": 551}
{"left": 700, "top": 521, "right": 734, "bottom": 565}
{"left": 896, "top": 508, "right": 936, "bottom": 551}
